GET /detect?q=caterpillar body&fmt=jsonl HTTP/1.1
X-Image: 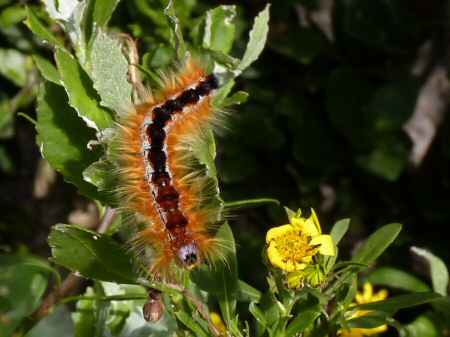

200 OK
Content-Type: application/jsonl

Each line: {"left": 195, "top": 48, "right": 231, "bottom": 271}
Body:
{"left": 113, "top": 57, "right": 226, "bottom": 277}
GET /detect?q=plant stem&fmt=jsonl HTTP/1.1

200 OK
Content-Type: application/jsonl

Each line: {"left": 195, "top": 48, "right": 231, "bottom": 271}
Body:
{"left": 166, "top": 282, "right": 221, "bottom": 337}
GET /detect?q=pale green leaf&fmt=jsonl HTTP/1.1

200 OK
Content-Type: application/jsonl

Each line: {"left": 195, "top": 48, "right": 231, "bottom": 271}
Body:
{"left": 203, "top": 5, "right": 236, "bottom": 54}
{"left": 411, "top": 247, "right": 449, "bottom": 296}
{"left": 55, "top": 48, "right": 113, "bottom": 131}
{"left": 91, "top": 30, "right": 132, "bottom": 116}
{"left": 0, "top": 49, "right": 31, "bottom": 86}
{"left": 238, "top": 4, "right": 270, "bottom": 72}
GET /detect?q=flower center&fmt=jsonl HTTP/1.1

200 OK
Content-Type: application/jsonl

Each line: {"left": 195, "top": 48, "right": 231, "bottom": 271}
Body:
{"left": 275, "top": 230, "right": 316, "bottom": 263}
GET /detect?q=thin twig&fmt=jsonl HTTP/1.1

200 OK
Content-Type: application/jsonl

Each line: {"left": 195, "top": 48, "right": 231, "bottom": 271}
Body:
{"left": 97, "top": 206, "right": 117, "bottom": 234}
{"left": 34, "top": 272, "right": 85, "bottom": 321}
{"left": 166, "top": 282, "right": 221, "bottom": 337}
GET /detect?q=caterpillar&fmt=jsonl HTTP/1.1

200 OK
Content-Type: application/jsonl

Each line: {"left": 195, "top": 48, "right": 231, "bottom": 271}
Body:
{"left": 112, "top": 56, "right": 227, "bottom": 278}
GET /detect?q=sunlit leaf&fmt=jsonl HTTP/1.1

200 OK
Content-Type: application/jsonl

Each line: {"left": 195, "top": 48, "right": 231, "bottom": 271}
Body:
{"left": 202, "top": 5, "right": 236, "bottom": 54}
{"left": 238, "top": 4, "right": 270, "bottom": 72}
{"left": 411, "top": 247, "right": 449, "bottom": 296}
{"left": 48, "top": 224, "right": 138, "bottom": 284}
{"left": 351, "top": 223, "right": 402, "bottom": 265}
{"left": 55, "top": 48, "right": 113, "bottom": 131}
{"left": 36, "top": 81, "right": 102, "bottom": 199}
{"left": 90, "top": 30, "right": 133, "bottom": 116}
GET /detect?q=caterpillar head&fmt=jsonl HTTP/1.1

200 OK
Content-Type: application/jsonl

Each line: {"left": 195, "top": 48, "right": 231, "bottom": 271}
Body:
{"left": 176, "top": 243, "right": 199, "bottom": 269}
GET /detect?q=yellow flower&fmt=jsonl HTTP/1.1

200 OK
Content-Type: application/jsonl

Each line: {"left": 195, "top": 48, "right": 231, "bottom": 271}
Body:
{"left": 266, "top": 208, "right": 335, "bottom": 273}
{"left": 339, "top": 283, "right": 389, "bottom": 337}
{"left": 210, "top": 312, "right": 227, "bottom": 334}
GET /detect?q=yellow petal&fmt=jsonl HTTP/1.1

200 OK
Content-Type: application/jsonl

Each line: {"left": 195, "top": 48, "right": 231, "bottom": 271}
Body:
{"left": 358, "top": 283, "right": 373, "bottom": 303}
{"left": 303, "top": 218, "right": 320, "bottom": 237}
{"left": 310, "top": 235, "right": 335, "bottom": 256}
{"left": 310, "top": 208, "right": 322, "bottom": 235}
{"left": 290, "top": 217, "right": 305, "bottom": 230}
{"left": 295, "top": 262, "right": 308, "bottom": 270}
{"left": 371, "top": 289, "right": 388, "bottom": 302}
{"left": 285, "top": 260, "right": 295, "bottom": 272}
{"left": 267, "top": 243, "right": 285, "bottom": 269}
{"left": 266, "top": 224, "right": 293, "bottom": 243}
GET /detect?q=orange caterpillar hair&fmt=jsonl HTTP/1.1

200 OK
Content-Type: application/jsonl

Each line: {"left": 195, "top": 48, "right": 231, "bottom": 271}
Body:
{"left": 113, "top": 56, "right": 226, "bottom": 277}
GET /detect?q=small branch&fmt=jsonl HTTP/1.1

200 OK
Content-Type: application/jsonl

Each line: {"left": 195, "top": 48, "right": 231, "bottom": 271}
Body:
{"left": 166, "top": 282, "right": 221, "bottom": 337}
{"left": 34, "top": 272, "right": 85, "bottom": 321}
{"left": 97, "top": 206, "right": 116, "bottom": 234}
{"left": 116, "top": 33, "right": 144, "bottom": 104}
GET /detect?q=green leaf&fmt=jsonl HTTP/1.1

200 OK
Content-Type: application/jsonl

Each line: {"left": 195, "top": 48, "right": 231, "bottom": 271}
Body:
{"left": 90, "top": 30, "right": 133, "bottom": 116}
{"left": 237, "top": 280, "right": 262, "bottom": 303}
{"left": 325, "top": 219, "right": 350, "bottom": 272}
{"left": 367, "top": 267, "right": 430, "bottom": 293}
{"left": 0, "top": 6, "right": 26, "bottom": 28}
{"left": 33, "top": 54, "right": 61, "bottom": 85}
{"left": 330, "top": 219, "right": 350, "bottom": 245}
{"left": 411, "top": 247, "right": 449, "bottom": 296}
{"left": 400, "top": 315, "right": 441, "bottom": 337}
{"left": 174, "top": 311, "right": 209, "bottom": 337}
{"left": 24, "top": 6, "right": 65, "bottom": 49}
{"left": 202, "top": 5, "right": 236, "bottom": 54}
{"left": 36, "top": 81, "right": 102, "bottom": 199}
{"left": 224, "top": 198, "right": 280, "bottom": 211}
{"left": 55, "top": 48, "right": 113, "bottom": 131}
{"left": 368, "top": 76, "right": 420, "bottom": 132}
{"left": 220, "top": 91, "right": 249, "bottom": 108}
{"left": 48, "top": 224, "right": 139, "bottom": 284}
{"left": 346, "top": 310, "right": 392, "bottom": 329}
{"left": 41, "top": 0, "right": 86, "bottom": 61}
{"left": 0, "top": 100, "right": 14, "bottom": 140}
{"left": 258, "top": 290, "right": 280, "bottom": 327}
{"left": 238, "top": 4, "right": 270, "bottom": 72}
{"left": 355, "top": 292, "right": 442, "bottom": 311}
{"left": 249, "top": 302, "right": 268, "bottom": 326}
{"left": 351, "top": 223, "right": 402, "bottom": 265}
{"left": 0, "top": 48, "right": 31, "bottom": 86}
{"left": 355, "top": 133, "right": 411, "bottom": 181}
{"left": 25, "top": 306, "right": 74, "bottom": 337}
{"left": 213, "top": 79, "right": 235, "bottom": 108}
{"left": 83, "top": 0, "right": 120, "bottom": 43}
{"left": 212, "top": 223, "right": 238, "bottom": 323}
{"left": 83, "top": 160, "right": 119, "bottom": 207}
{"left": 0, "top": 253, "right": 61, "bottom": 286}
{"left": 285, "top": 310, "right": 321, "bottom": 337}
{"left": 192, "top": 127, "right": 217, "bottom": 179}
{"left": 72, "top": 287, "right": 95, "bottom": 337}
{"left": 0, "top": 255, "right": 49, "bottom": 337}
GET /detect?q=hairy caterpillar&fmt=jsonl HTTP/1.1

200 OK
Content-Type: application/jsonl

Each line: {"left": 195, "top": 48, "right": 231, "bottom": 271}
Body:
{"left": 112, "top": 56, "right": 227, "bottom": 277}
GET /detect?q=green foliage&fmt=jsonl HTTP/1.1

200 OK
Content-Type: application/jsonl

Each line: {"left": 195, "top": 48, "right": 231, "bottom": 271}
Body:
{"left": 48, "top": 224, "right": 138, "bottom": 284}
{"left": 2, "top": 0, "right": 450, "bottom": 336}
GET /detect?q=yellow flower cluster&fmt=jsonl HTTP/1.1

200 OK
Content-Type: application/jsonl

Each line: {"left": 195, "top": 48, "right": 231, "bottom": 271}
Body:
{"left": 266, "top": 208, "right": 335, "bottom": 288}
{"left": 339, "top": 283, "right": 389, "bottom": 337}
